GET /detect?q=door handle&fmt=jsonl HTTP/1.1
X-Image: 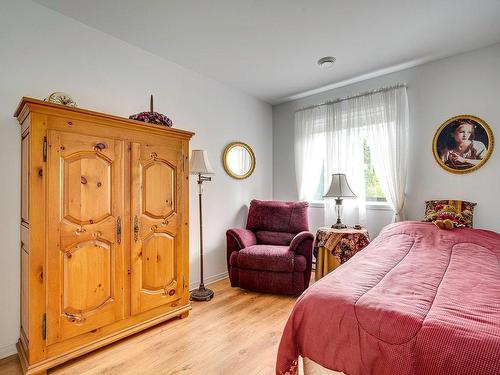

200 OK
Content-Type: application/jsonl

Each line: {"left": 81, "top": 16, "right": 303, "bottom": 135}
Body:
{"left": 134, "top": 216, "right": 139, "bottom": 242}
{"left": 117, "top": 216, "right": 122, "bottom": 244}
{"left": 94, "top": 142, "right": 106, "bottom": 151}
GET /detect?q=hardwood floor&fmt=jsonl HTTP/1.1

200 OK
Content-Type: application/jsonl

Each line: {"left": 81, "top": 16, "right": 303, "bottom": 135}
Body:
{"left": 1, "top": 278, "right": 299, "bottom": 374}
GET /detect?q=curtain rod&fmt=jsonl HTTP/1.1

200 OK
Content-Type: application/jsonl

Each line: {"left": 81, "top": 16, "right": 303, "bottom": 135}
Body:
{"left": 295, "top": 83, "right": 407, "bottom": 113}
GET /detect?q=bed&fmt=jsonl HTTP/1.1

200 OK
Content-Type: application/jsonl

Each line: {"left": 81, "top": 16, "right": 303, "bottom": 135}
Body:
{"left": 276, "top": 221, "right": 500, "bottom": 375}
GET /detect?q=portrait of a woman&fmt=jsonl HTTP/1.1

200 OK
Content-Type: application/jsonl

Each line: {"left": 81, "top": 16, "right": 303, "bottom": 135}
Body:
{"left": 433, "top": 115, "right": 494, "bottom": 173}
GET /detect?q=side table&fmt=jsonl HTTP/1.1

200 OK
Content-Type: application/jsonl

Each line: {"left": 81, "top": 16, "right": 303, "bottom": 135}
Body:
{"left": 314, "top": 227, "right": 370, "bottom": 281}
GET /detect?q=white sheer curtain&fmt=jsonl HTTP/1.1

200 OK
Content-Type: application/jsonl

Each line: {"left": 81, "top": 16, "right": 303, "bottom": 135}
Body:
{"left": 294, "top": 85, "right": 409, "bottom": 225}
{"left": 294, "top": 107, "right": 326, "bottom": 201}
{"left": 365, "top": 87, "right": 409, "bottom": 221}
{"left": 324, "top": 101, "right": 366, "bottom": 227}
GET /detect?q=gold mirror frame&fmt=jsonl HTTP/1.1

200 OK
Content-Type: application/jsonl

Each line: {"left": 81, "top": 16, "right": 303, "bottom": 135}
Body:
{"left": 223, "top": 142, "right": 256, "bottom": 179}
{"left": 432, "top": 114, "right": 494, "bottom": 174}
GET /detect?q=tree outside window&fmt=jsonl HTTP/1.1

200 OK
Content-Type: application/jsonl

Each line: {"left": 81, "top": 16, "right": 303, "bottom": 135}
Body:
{"left": 364, "top": 139, "right": 385, "bottom": 201}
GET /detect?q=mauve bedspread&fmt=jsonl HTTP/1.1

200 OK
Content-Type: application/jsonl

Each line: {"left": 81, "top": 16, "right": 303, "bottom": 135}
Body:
{"left": 276, "top": 221, "right": 500, "bottom": 375}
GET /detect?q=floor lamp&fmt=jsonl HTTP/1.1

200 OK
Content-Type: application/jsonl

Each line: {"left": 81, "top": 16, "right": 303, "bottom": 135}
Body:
{"left": 189, "top": 150, "right": 215, "bottom": 301}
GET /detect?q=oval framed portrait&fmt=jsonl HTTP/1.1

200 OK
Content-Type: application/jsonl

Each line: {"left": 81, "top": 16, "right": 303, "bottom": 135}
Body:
{"left": 433, "top": 115, "right": 494, "bottom": 174}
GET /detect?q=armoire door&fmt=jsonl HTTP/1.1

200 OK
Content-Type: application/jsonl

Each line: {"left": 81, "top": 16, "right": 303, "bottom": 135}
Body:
{"left": 46, "top": 130, "right": 125, "bottom": 345}
{"left": 130, "top": 141, "right": 184, "bottom": 315}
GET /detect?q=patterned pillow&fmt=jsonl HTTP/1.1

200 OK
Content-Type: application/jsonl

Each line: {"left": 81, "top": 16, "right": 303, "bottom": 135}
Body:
{"left": 423, "top": 200, "right": 476, "bottom": 229}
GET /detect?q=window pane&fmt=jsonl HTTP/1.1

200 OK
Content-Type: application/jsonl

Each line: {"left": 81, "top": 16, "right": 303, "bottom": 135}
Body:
{"left": 364, "top": 140, "right": 386, "bottom": 201}
{"left": 312, "top": 163, "right": 325, "bottom": 201}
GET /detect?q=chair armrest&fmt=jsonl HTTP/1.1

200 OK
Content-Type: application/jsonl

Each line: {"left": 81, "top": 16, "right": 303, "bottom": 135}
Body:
{"left": 289, "top": 231, "right": 314, "bottom": 257}
{"left": 226, "top": 228, "right": 257, "bottom": 273}
{"left": 226, "top": 228, "right": 257, "bottom": 249}
{"left": 290, "top": 231, "right": 314, "bottom": 290}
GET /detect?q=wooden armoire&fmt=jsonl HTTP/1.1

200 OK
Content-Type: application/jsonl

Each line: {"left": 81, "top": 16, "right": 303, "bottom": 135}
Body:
{"left": 14, "top": 97, "right": 193, "bottom": 374}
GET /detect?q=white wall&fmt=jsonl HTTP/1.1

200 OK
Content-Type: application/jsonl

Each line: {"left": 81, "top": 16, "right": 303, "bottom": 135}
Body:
{"left": 0, "top": 1, "right": 272, "bottom": 356}
{"left": 273, "top": 43, "right": 500, "bottom": 233}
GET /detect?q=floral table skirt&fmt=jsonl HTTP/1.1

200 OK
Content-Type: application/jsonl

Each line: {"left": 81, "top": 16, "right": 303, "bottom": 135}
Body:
{"left": 314, "top": 227, "right": 370, "bottom": 280}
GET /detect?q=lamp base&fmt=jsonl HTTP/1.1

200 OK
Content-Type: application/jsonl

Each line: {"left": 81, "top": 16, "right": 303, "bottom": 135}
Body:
{"left": 331, "top": 222, "right": 347, "bottom": 229}
{"left": 332, "top": 199, "right": 347, "bottom": 229}
{"left": 190, "top": 284, "right": 214, "bottom": 302}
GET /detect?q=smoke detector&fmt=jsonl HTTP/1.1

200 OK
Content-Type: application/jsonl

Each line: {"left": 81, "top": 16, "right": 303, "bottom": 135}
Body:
{"left": 317, "top": 56, "right": 336, "bottom": 68}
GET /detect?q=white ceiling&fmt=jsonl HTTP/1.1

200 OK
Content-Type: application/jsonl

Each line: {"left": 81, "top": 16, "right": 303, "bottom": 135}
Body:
{"left": 34, "top": 0, "right": 500, "bottom": 104}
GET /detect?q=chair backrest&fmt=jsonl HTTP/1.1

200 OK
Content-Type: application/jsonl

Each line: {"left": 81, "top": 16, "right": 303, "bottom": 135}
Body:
{"left": 246, "top": 200, "right": 309, "bottom": 245}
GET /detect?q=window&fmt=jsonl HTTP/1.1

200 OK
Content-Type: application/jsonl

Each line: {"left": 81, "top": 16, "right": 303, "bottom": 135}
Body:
{"left": 363, "top": 140, "right": 386, "bottom": 202}
{"left": 310, "top": 137, "right": 386, "bottom": 203}
{"left": 295, "top": 85, "right": 408, "bottom": 212}
{"left": 312, "top": 163, "right": 325, "bottom": 201}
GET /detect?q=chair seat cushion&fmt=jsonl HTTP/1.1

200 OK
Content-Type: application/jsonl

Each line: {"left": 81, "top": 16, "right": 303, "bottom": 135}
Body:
{"left": 237, "top": 245, "right": 295, "bottom": 272}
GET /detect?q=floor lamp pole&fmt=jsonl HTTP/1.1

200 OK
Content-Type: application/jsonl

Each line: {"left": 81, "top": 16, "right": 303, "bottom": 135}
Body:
{"left": 198, "top": 186, "right": 204, "bottom": 288}
{"left": 190, "top": 173, "right": 214, "bottom": 301}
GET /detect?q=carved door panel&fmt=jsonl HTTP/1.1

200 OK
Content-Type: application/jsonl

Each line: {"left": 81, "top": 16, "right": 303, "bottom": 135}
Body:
{"left": 130, "top": 141, "right": 184, "bottom": 315}
{"left": 46, "top": 130, "right": 125, "bottom": 345}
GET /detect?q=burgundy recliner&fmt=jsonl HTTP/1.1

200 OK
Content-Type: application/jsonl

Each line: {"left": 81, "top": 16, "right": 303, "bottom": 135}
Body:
{"left": 226, "top": 199, "right": 314, "bottom": 295}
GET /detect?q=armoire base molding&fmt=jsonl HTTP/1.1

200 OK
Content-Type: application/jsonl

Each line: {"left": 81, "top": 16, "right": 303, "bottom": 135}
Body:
{"left": 17, "top": 305, "right": 191, "bottom": 375}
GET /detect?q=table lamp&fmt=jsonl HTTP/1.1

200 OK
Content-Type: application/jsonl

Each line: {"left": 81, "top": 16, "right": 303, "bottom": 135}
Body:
{"left": 190, "top": 150, "right": 215, "bottom": 301}
{"left": 324, "top": 173, "right": 357, "bottom": 229}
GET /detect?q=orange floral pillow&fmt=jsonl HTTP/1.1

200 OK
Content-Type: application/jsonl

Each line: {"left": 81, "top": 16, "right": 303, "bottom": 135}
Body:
{"left": 423, "top": 200, "right": 476, "bottom": 229}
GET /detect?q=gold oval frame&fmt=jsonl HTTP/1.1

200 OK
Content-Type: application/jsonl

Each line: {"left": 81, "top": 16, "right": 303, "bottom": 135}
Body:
{"left": 432, "top": 114, "right": 494, "bottom": 174}
{"left": 222, "top": 142, "right": 256, "bottom": 179}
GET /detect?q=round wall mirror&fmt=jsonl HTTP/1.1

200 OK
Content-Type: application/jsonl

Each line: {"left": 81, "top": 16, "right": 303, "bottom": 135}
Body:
{"left": 223, "top": 142, "right": 256, "bottom": 179}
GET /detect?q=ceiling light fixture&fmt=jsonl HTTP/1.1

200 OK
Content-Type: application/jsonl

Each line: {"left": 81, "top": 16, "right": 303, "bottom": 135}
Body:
{"left": 317, "top": 56, "right": 336, "bottom": 68}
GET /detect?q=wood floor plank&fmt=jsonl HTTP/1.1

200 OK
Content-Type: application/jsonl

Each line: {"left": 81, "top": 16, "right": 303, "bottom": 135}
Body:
{"left": 0, "top": 355, "right": 23, "bottom": 375}
{"left": 2, "top": 278, "right": 300, "bottom": 374}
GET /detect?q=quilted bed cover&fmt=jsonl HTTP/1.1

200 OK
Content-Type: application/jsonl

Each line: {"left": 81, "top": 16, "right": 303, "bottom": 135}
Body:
{"left": 276, "top": 221, "right": 500, "bottom": 375}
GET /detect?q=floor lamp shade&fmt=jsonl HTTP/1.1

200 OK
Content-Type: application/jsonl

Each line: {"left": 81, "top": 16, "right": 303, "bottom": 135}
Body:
{"left": 324, "top": 173, "right": 356, "bottom": 229}
{"left": 190, "top": 149, "right": 215, "bottom": 175}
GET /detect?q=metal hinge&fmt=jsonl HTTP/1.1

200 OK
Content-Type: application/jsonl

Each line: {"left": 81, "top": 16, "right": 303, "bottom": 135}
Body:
{"left": 117, "top": 216, "right": 122, "bottom": 244}
{"left": 43, "top": 136, "right": 47, "bottom": 162}
{"left": 42, "top": 313, "right": 46, "bottom": 340}
{"left": 134, "top": 215, "right": 139, "bottom": 242}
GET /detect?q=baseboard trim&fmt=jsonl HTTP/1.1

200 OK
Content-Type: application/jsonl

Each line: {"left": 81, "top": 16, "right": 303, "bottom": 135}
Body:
{"left": 0, "top": 344, "right": 17, "bottom": 360}
{"left": 189, "top": 271, "right": 228, "bottom": 291}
